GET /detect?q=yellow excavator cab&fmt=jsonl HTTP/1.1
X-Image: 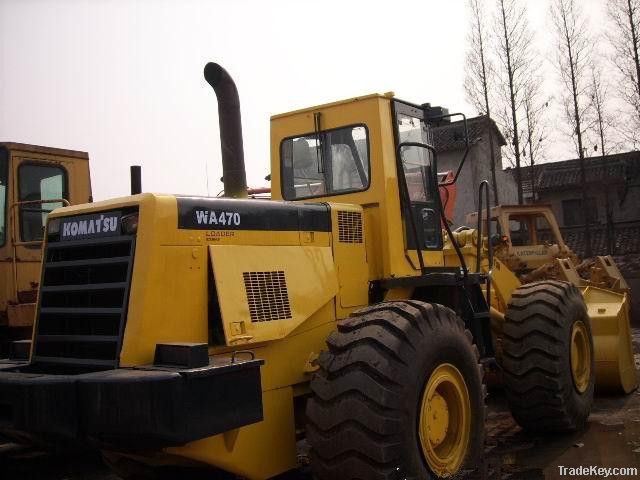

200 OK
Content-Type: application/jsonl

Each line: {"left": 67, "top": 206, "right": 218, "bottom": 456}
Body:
{"left": 0, "top": 142, "right": 91, "bottom": 356}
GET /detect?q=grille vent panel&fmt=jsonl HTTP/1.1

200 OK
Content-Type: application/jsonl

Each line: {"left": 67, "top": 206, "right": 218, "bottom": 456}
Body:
{"left": 33, "top": 225, "right": 136, "bottom": 370}
{"left": 338, "top": 211, "right": 363, "bottom": 243}
{"left": 243, "top": 271, "right": 292, "bottom": 322}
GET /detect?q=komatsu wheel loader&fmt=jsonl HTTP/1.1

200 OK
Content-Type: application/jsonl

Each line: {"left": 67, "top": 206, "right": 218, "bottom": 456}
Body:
{"left": 0, "top": 63, "right": 634, "bottom": 479}
{"left": 0, "top": 143, "right": 92, "bottom": 357}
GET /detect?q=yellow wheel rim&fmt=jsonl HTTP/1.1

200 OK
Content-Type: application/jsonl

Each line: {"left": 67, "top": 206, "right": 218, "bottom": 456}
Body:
{"left": 570, "top": 320, "right": 591, "bottom": 393}
{"left": 419, "top": 363, "right": 471, "bottom": 477}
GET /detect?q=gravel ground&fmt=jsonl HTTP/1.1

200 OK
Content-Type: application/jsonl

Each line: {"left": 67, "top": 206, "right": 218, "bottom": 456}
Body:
{"left": 2, "top": 330, "right": 639, "bottom": 480}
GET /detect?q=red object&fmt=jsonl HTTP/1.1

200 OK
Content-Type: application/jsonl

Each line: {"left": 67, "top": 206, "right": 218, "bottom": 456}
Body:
{"left": 438, "top": 171, "right": 457, "bottom": 226}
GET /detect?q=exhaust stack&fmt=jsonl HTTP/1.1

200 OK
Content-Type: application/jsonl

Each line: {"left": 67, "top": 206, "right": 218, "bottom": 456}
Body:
{"left": 204, "top": 62, "right": 248, "bottom": 198}
{"left": 130, "top": 165, "right": 142, "bottom": 195}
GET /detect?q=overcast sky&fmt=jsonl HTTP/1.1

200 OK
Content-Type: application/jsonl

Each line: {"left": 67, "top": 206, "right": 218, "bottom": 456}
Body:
{"left": 0, "top": 0, "right": 607, "bottom": 200}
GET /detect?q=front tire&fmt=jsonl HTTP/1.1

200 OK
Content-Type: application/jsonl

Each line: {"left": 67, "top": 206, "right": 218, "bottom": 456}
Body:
{"left": 502, "top": 280, "right": 594, "bottom": 432}
{"left": 306, "top": 301, "right": 485, "bottom": 480}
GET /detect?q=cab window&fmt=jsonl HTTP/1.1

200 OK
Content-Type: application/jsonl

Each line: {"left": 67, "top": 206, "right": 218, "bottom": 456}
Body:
{"left": 0, "top": 152, "right": 7, "bottom": 247}
{"left": 19, "top": 163, "right": 67, "bottom": 242}
{"left": 535, "top": 214, "right": 555, "bottom": 244}
{"left": 281, "top": 125, "right": 370, "bottom": 200}
{"left": 509, "top": 217, "right": 531, "bottom": 246}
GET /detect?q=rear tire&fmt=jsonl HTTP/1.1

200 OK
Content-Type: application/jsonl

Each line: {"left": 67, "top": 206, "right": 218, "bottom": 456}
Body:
{"left": 502, "top": 280, "right": 594, "bottom": 432}
{"left": 306, "top": 301, "right": 485, "bottom": 480}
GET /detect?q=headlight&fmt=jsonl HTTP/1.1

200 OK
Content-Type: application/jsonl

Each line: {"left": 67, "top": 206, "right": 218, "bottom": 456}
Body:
{"left": 48, "top": 218, "right": 61, "bottom": 235}
{"left": 121, "top": 213, "right": 139, "bottom": 235}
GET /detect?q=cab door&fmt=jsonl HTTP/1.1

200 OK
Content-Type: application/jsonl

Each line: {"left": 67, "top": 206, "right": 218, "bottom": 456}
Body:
{"left": 12, "top": 160, "right": 69, "bottom": 301}
{"left": 393, "top": 101, "right": 443, "bottom": 270}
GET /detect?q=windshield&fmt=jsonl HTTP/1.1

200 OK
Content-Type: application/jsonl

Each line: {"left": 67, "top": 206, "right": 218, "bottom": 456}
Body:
{"left": 397, "top": 111, "right": 435, "bottom": 203}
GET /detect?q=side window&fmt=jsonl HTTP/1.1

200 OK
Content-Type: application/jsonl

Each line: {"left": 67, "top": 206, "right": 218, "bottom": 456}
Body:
{"left": 0, "top": 152, "right": 7, "bottom": 247}
{"left": 19, "top": 164, "right": 67, "bottom": 242}
{"left": 534, "top": 214, "right": 555, "bottom": 244}
{"left": 509, "top": 216, "right": 531, "bottom": 246}
{"left": 281, "top": 125, "right": 370, "bottom": 200}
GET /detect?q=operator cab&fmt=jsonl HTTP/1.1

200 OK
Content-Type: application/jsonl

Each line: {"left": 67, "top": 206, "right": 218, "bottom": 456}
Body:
{"left": 271, "top": 95, "right": 453, "bottom": 279}
{"left": 466, "top": 205, "right": 572, "bottom": 273}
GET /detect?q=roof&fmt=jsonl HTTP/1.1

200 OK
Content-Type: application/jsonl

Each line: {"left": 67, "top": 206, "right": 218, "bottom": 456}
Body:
{"left": 562, "top": 222, "right": 640, "bottom": 257}
{"left": 518, "top": 151, "right": 640, "bottom": 193}
{"left": 517, "top": 164, "right": 543, "bottom": 195}
{"left": 432, "top": 115, "right": 507, "bottom": 153}
{"left": 0, "top": 142, "right": 88, "bottom": 160}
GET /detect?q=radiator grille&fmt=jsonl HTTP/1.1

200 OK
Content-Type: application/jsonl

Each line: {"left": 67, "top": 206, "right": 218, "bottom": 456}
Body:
{"left": 338, "top": 211, "right": 363, "bottom": 243}
{"left": 243, "top": 271, "right": 292, "bottom": 322}
{"left": 33, "top": 219, "right": 135, "bottom": 370}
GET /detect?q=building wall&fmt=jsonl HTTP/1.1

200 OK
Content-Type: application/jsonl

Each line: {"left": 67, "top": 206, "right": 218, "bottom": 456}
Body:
{"left": 538, "top": 184, "right": 640, "bottom": 227}
{"left": 437, "top": 129, "right": 517, "bottom": 226}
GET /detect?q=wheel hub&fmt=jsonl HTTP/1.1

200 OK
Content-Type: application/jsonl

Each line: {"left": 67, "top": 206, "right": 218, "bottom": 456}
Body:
{"left": 419, "top": 363, "right": 471, "bottom": 477}
{"left": 570, "top": 320, "right": 591, "bottom": 393}
{"left": 427, "top": 392, "right": 449, "bottom": 446}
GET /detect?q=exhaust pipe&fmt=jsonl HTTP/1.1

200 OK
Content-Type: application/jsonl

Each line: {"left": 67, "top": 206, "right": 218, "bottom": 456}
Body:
{"left": 130, "top": 165, "right": 142, "bottom": 195}
{"left": 204, "top": 62, "right": 248, "bottom": 198}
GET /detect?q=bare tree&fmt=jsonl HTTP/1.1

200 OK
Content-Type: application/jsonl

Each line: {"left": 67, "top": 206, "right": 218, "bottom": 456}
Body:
{"left": 464, "top": 0, "right": 500, "bottom": 205}
{"left": 588, "top": 62, "right": 619, "bottom": 254}
{"left": 607, "top": 0, "right": 640, "bottom": 144}
{"left": 551, "top": 0, "right": 593, "bottom": 257}
{"left": 521, "top": 74, "right": 550, "bottom": 202}
{"left": 588, "top": 64, "right": 616, "bottom": 156}
{"left": 494, "top": 0, "right": 534, "bottom": 204}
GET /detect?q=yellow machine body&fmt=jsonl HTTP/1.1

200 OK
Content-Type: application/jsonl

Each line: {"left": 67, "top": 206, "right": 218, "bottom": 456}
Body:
{"left": 29, "top": 94, "right": 465, "bottom": 479}
{"left": 47, "top": 194, "right": 342, "bottom": 478}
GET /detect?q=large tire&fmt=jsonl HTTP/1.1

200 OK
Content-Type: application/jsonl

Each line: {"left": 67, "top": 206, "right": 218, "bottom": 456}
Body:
{"left": 502, "top": 280, "right": 594, "bottom": 432}
{"left": 306, "top": 301, "right": 485, "bottom": 480}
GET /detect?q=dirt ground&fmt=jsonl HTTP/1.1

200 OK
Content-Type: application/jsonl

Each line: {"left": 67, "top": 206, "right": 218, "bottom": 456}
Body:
{"left": 1, "top": 330, "right": 639, "bottom": 480}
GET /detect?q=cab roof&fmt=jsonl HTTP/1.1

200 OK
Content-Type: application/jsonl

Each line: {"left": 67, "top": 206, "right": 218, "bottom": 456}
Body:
{"left": 0, "top": 142, "right": 89, "bottom": 160}
{"left": 270, "top": 93, "right": 395, "bottom": 120}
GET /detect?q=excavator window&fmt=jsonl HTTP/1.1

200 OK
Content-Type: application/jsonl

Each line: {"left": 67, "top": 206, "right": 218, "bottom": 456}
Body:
{"left": 508, "top": 213, "right": 558, "bottom": 246}
{"left": 509, "top": 217, "right": 531, "bottom": 246}
{"left": 281, "top": 125, "right": 369, "bottom": 200}
{"left": 534, "top": 214, "right": 555, "bottom": 244}
{"left": 0, "top": 151, "right": 6, "bottom": 247}
{"left": 18, "top": 163, "right": 68, "bottom": 243}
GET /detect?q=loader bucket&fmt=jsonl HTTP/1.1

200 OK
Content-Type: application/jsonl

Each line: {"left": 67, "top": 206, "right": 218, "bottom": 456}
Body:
{"left": 581, "top": 286, "right": 638, "bottom": 394}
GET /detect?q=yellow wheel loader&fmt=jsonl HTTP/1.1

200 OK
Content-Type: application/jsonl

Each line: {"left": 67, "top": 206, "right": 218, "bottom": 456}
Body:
{"left": 465, "top": 204, "right": 637, "bottom": 397}
{"left": 0, "top": 63, "right": 633, "bottom": 479}
{"left": 0, "top": 143, "right": 92, "bottom": 358}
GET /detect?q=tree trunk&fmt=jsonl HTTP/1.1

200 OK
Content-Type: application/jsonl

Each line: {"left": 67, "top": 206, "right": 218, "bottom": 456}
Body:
{"left": 627, "top": 0, "right": 640, "bottom": 103}
{"left": 562, "top": 8, "right": 592, "bottom": 257}
{"left": 499, "top": 0, "right": 523, "bottom": 204}
{"left": 476, "top": 8, "right": 500, "bottom": 207}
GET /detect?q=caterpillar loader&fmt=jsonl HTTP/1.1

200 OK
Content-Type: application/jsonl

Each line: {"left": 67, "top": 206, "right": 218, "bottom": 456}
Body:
{"left": 0, "top": 143, "right": 91, "bottom": 358}
{"left": 0, "top": 63, "right": 623, "bottom": 479}
{"left": 465, "top": 204, "right": 637, "bottom": 395}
